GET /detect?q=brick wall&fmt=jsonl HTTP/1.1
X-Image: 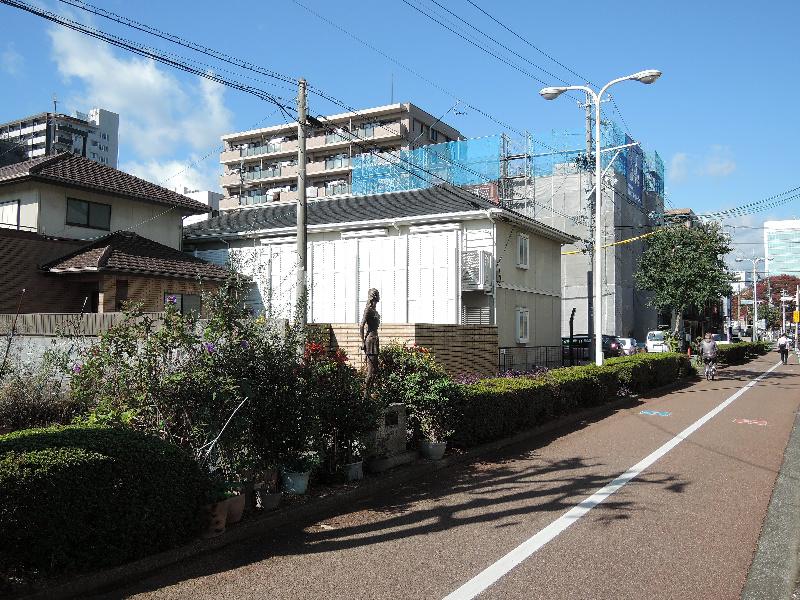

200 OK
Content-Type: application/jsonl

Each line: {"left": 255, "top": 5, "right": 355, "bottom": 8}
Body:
{"left": 320, "top": 323, "right": 498, "bottom": 377}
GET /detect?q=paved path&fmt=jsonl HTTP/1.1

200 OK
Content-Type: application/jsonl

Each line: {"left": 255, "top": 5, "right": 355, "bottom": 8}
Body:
{"left": 98, "top": 354, "right": 800, "bottom": 600}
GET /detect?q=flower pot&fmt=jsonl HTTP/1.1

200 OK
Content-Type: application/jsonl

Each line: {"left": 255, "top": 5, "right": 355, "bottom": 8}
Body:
{"left": 282, "top": 470, "right": 310, "bottom": 495}
{"left": 202, "top": 501, "right": 227, "bottom": 538}
{"left": 343, "top": 460, "right": 364, "bottom": 482}
{"left": 226, "top": 493, "right": 246, "bottom": 524}
{"left": 419, "top": 440, "right": 447, "bottom": 461}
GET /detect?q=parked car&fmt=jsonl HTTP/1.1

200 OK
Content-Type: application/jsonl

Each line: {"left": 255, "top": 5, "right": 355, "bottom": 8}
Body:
{"left": 561, "top": 334, "right": 621, "bottom": 359}
{"left": 711, "top": 333, "right": 730, "bottom": 346}
{"left": 617, "top": 337, "right": 638, "bottom": 356}
{"left": 645, "top": 330, "right": 669, "bottom": 353}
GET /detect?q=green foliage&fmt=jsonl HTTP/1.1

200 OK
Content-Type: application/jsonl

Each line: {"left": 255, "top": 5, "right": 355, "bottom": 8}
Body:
{"left": 377, "top": 343, "right": 460, "bottom": 442}
{"left": 634, "top": 222, "right": 734, "bottom": 321}
{"left": 0, "top": 349, "right": 84, "bottom": 434}
{"left": 0, "top": 425, "right": 209, "bottom": 577}
{"left": 715, "top": 341, "right": 770, "bottom": 364}
{"left": 451, "top": 354, "right": 692, "bottom": 448}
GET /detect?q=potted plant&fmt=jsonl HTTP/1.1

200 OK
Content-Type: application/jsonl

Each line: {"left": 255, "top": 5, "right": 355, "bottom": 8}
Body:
{"left": 281, "top": 451, "right": 320, "bottom": 495}
{"left": 202, "top": 481, "right": 231, "bottom": 538}
{"left": 412, "top": 379, "right": 461, "bottom": 461}
{"left": 256, "top": 466, "right": 282, "bottom": 510}
{"left": 341, "top": 440, "right": 366, "bottom": 482}
{"left": 225, "top": 484, "right": 246, "bottom": 524}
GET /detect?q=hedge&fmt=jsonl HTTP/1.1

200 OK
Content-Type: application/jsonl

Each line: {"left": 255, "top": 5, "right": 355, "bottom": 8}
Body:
{"left": 715, "top": 341, "right": 771, "bottom": 365}
{"left": 451, "top": 353, "right": 691, "bottom": 447}
{"left": 0, "top": 425, "right": 210, "bottom": 578}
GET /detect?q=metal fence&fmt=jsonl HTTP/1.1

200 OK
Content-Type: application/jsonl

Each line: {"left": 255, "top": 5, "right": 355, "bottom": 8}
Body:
{"left": 498, "top": 346, "right": 563, "bottom": 372}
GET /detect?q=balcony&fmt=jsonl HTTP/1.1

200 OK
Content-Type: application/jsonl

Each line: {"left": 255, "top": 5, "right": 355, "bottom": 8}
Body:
{"left": 221, "top": 140, "right": 299, "bottom": 164}
{"left": 307, "top": 157, "right": 351, "bottom": 176}
{"left": 220, "top": 164, "right": 298, "bottom": 188}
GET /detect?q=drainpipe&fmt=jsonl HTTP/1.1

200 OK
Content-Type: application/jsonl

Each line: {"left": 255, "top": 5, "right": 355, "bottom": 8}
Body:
{"left": 485, "top": 210, "right": 497, "bottom": 329}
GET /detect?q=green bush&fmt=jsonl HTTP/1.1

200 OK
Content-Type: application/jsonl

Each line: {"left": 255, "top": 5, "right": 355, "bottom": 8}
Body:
{"left": 452, "top": 353, "right": 692, "bottom": 448}
{"left": 0, "top": 425, "right": 210, "bottom": 577}
{"left": 716, "top": 341, "right": 770, "bottom": 364}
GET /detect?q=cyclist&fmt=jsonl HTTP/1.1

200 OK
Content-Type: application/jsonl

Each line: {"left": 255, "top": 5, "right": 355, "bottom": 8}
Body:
{"left": 700, "top": 333, "right": 718, "bottom": 380}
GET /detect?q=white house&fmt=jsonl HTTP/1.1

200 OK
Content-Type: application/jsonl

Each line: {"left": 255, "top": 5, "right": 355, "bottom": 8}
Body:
{"left": 183, "top": 185, "right": 575, "bottom": 348}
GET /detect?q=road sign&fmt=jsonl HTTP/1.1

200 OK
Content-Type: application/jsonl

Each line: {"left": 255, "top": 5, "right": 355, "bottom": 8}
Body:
{"left": 794, "top": 310, "right": 800, "bottom": 323}
{"left": 740, "top": 299, "right": 755, "bottom": 305}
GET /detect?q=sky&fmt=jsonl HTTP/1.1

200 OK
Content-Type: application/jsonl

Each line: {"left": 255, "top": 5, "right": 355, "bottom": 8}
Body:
{"left": 1, "top": 0, "right": 798, "bottom": 261}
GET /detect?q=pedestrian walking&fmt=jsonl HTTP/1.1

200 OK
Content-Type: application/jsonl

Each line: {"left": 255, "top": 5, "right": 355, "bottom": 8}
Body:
{"left": 777, "top": 332, "right": 789, "bottom": 365}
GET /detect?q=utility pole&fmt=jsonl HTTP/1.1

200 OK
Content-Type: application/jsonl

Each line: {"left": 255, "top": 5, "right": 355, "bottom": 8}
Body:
{"left": 585, "top": 91, "right": 595, "bottom": 362}
{"left": 296, "top": 78, "right": 308, "bottom": 329}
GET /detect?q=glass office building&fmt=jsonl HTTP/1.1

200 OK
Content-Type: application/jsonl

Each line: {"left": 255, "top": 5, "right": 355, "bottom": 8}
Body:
{"left": 764, "top": 220, "right": 800, "bottom": 276}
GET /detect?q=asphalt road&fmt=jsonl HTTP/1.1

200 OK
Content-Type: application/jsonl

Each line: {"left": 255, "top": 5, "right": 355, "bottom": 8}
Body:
{"left": 96, "top": 353, "right": 799, "bottom": 600}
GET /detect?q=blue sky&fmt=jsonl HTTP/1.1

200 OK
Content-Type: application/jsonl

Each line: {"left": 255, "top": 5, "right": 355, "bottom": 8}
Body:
{"left": 1, "top": 0, "right": 798, "bottom": 255}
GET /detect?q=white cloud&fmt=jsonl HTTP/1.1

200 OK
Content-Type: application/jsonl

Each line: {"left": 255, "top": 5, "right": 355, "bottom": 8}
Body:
{"left": 700, "top": 145, "right": 736, "bottom": 177}
{"left": 668, "top": 152, "right": 689, "bottom": 184}
{"left": 1, "top": 43, "right": 23, "bottom": 75}
{"left": 667, "top": 146, "right": 737, "bottom": 184}
{"left": 121, "top": 157, "right": 221, "bottom": 194}
{"left": 47, "top": 26, "right": 232, "bottom": 159}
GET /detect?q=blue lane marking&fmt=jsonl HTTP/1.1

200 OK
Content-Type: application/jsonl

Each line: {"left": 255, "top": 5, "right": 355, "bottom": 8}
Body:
{"left": 640, "top": 410, "right": 671, "bottom": 417}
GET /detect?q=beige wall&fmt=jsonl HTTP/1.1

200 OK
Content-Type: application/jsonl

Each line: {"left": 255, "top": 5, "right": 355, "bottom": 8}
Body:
{"left": 98, "top": 274, "right": 219, "bottom": 313}
{"left": 0, "top": 181, "right": 185, "bottom": 248}
{"left": 493, "top": 220, "right": 562, "bottom": 348}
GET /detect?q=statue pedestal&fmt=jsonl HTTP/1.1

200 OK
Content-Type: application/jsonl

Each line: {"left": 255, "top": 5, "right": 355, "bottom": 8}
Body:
{"left": 365, "top": 403, "right": 417, "bottom": 472}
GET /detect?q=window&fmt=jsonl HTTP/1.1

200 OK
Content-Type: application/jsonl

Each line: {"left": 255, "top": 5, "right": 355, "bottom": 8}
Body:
{"left": 115, "top": 280, "right": 128, "bottom": 311}
{"left": 165, "top": 292, "right": 201, "bottom": 315}
{"left": 66, "top": 198, "right": 111, "bottom": 230}
{"left": 516, "top": 233, "right": 529, "bottom": 269}
{"left": 515, "top": 307, "right": 530, "bottom": 344}
{"left": 429, "top": 128, "right": 439, "bottom": 142}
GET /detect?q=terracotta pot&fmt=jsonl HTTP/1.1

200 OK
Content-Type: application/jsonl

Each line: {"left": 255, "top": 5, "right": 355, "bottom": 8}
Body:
{"left": 226, "top": 493, "right": 246, "bottom": 524}
{"left": 202, "top": 501, "right": 227, "bottom": 538}
{"left": 419, "top": 440, "right": 447, "bottom": 461}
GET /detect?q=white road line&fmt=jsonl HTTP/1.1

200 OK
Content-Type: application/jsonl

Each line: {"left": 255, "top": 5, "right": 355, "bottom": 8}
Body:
{"left": 443, "top": 360, "right": 783, "bottom": 600}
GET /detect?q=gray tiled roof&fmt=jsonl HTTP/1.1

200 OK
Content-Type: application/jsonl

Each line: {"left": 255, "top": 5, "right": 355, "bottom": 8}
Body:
{"left": 42, "top": 231, "right": 231, "bottom": 281}
{"left": 185, "top": 185, "right": 499, "bottom": 239}
{"left": 0, "top": 153, "right": 209, "bottom": 214}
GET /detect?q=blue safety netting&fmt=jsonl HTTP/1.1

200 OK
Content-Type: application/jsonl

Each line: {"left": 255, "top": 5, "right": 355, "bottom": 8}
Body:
{"left": 351, "top": 136, "right": 502, "bottom": 195}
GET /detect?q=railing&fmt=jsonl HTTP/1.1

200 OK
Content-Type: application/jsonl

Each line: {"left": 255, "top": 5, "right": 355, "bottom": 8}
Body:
{"left": 498, "top": 346, "right": 563, "bottom": 372}
{"left": 0, "top": 313, "right": 165, "bottom": 336}
{"left": 240, "top": 142, "right": 282, "bottom": 157}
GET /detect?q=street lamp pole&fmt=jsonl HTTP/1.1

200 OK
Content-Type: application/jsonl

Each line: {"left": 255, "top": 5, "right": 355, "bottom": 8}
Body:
{"left": 540, "top": 70, "right": 661, "bottom": 366}
{"left": 736, "top": 255, "right": 763, "bottom": 342}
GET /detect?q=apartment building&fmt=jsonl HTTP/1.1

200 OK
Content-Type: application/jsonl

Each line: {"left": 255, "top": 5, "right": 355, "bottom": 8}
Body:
{"left": 0, "top": 107, "right": 119, "bottom": 168}
{"left": 764, "top": 219, "right": 800, "bottom": 276}
{"left": 218, "top": 103, "right": 462, "bottom": 209}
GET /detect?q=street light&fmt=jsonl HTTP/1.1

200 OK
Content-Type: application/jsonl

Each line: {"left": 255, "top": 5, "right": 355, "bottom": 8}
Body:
{"left": 735, "top": 255, "right": 764, "bottom": 341}
{"left": 539, "top": 69, "right": 662, "bottom": 366}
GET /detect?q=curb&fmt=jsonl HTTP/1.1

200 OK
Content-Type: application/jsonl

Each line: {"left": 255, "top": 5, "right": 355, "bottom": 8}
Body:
{"left": 742, "top": 403, "right": 800, "bottom": 600}
{"left": 18, "top": 381, "right": 679, "bottom": 599}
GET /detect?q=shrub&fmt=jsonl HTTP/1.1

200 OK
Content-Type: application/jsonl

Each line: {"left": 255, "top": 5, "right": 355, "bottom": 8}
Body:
{"left": 716, "top": 341, "right": 770, "bottom": 364}
{"left": 376, "top": 343, "right": 460, "bottom": 443}
{"left": 0, "top": 351, "right": 84, "bottom": 434}
{"left": 452, "top": 353, "right": 693, "bottom": 448}
{"left": 0, "top": 425, "right": 210, "bottom": 578}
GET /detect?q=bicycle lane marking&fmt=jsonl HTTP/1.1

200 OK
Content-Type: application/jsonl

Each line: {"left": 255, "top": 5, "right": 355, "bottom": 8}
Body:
{"left": 442, "top": 360, "right": 784, "bottom": 600}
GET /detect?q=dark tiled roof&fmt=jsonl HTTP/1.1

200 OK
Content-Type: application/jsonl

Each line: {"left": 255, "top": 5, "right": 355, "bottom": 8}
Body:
{"left": 42, "top": 231, "right": 231, "bottom": 281}
{"left": 0, "top": 153, "right": 209, "bottom": 214}
{"left": 184, "top": 185, "right": 575, "bottom": 243}
{"left": 185, "top": 185, "right": 492, "bottom": 238}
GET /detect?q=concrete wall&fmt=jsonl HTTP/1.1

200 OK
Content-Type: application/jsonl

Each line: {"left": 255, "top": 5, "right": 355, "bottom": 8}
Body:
{"left": 0, "top": 181, "right": 184, "bottom": 248}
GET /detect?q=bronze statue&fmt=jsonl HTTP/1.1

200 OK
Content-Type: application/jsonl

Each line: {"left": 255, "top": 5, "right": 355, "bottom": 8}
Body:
{"left": 360, "top": 288, "right": 380, "bottom": 395}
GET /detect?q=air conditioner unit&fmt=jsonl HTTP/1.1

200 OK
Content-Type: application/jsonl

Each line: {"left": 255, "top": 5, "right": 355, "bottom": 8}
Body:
{"left": 461, "top": 250, "right": 492, "bottom": 291}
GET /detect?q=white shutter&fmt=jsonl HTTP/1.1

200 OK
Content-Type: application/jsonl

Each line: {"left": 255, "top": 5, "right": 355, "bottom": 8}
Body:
{"left": 407, "top": 231, "right": 457, "bottom": 323}
{"left": 267, "top": 244, "right": 297, "bottom": 320}
{"left": 357, "top": 237, "right": 406, "bottom": 323}
{"left": 310, "top": 239, "right": 357, "bottom": 323}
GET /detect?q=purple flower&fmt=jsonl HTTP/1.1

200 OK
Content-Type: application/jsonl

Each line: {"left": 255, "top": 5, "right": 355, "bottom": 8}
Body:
{"left": 166, "top": 295, "right": 178, "bottom": 305}
{"left": 204, "top": 342, "right": 216, "bottom": 353}
{"left": 240, "top": 340, "right": 250, "bottom": 349}
{"left": 72, "top": 363, "right": 82, "bottom": 374}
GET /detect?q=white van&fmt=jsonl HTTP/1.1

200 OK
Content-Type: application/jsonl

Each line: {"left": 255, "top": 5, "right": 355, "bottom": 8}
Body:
{"left": 646, "top": 330, "right": 669, "bottom": 353}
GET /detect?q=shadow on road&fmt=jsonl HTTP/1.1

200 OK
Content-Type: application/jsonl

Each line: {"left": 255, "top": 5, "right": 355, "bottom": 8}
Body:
{"left": 95, "top": 399, "right": 692, "bottom": 598}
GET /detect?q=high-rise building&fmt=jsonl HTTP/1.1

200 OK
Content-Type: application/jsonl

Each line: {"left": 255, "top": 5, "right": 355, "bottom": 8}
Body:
{"left": 0, "top": 107, "right": 119, "bottom": 168}
{"left": 218, "top": 103, "right": 462, "bottom": 210}
{"left": 764, "top": 220, "right": 800, "bottom": 276}
{"left": 730, "top": 270, "right": 753, "bottom": 293}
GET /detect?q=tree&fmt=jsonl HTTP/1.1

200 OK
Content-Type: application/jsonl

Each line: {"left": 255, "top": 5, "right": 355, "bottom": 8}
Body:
{"left": 732, "top": 275, "right": 800, "bottom": 329}
{"left": 634, "top": 222, "right": 733, "bottom": 342}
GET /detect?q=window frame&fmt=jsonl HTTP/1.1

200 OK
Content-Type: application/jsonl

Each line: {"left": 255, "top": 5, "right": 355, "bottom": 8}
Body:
{"left": 66, "top": 198, "right": 112, "bottom": 231}
{"left": 515, "top": 307, "right": 530, "bottom": 344}
{"left": 516, "top": 233, "right": 529, "bottom": 269}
